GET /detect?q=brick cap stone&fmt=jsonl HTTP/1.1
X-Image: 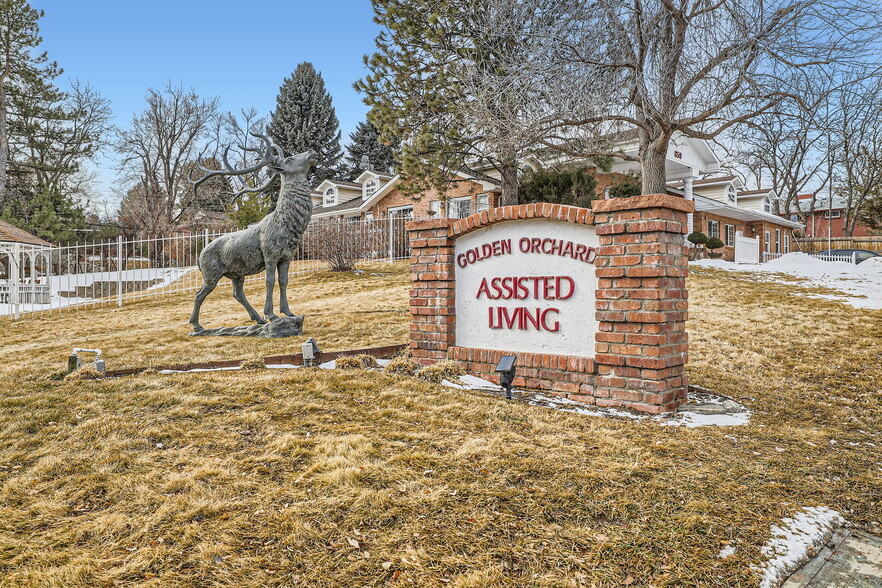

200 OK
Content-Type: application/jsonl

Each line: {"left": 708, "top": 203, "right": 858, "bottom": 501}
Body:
{"left": 447, "top": 203, "right": 594, "bottom": 238}
{"left": 591, "top": 193, "right": 695, "bottom": 214}
{"left": 406, "top": 218, "right": 456, "bottom": 232}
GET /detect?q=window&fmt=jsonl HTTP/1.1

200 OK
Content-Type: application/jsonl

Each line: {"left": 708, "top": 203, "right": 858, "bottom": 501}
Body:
{"left": 823, "top": 210, "right": 842, "bottom": 219}
{"left": 765, "top": 231, "right": 771, "bottom": 252}
{"left": 708, "top": 220, "right": 720, "bottom": 239}
{"left": 775, "top": 228, "right": 781, "bottom": 253}
{"left": 364, "top": 179, "right": 378, "bottom": 199}
{"left": 476, "top": 194, "right": 490, "bottom": 213}
{"left": 727, "top": 185, "right": 737, "bottom": 204}
{"left": 447, "top": 197, "right": 472, "bottom": 219}
{"left": 428, "top": 200, "right": 442, "bottom": 216}
{"left": 324, "top": 187, "right": 336, "bottom": 206}
{"left": 784, "top": 234, "right": 790, "bottom": 253}
{"left": 725, "top": 224, "right": 735, "bottom": 246}
{"left": 763, "top": 196, "right": 772, "bottom": 213}
{"left": 365, "top": 212, "right": 374, "bottom": 221}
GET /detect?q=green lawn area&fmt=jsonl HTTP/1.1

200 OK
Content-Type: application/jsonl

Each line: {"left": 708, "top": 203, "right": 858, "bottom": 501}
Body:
{"left": 0, "top": 263, "right": 879, "bottom": 586}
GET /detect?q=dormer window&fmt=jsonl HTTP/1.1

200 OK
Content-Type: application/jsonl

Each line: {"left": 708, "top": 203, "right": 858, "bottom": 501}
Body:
{"left": 727, "top": 185, "right": 737, "bottom": 204}
{"left": 763, "top": 196, "right": 771, "bottom": 213}
{"left": 365, "top": 179, "right": 378, "bottom": 199}
{"left": 324, "top": 187, "right": 336, "bottom": 206}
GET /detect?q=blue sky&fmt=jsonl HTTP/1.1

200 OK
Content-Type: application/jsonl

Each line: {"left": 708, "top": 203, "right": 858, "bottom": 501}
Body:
{"left": 33, "top": 0, "right": 380, "bottom": 208}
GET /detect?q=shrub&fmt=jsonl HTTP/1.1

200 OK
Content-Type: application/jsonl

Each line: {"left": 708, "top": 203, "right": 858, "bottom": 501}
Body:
{"left": 335, "top": 355, "right": 363, "bottom": 369}
{"left": 303, "top": 218, "right": 368, "bottom": 271}
{"left": 687, "top": 231, "right": 709, "bottom": 246}
{"left": 240, "top": 358, "right": 266, "bottom": 370}
{"left": 518, "top": 166, "right": 598, "bottom": 208}
{"left": 384, "top": 355, "right": 419, "bottom": 376}
{"left": 706, "top": 236, "right": 725, "bottom": 258}
{"left": 606, "top": 174, "right": 642, "bottom": 198}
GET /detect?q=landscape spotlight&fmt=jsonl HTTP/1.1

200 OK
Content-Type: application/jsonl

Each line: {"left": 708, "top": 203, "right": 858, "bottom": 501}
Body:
{"left": 67, "top": 348, "right": 105, "bottom": 376}
{"left": 301, "top": 338, "right": 321, "bottom": 367}
{"left": 495, "top": 355, "right": 517, "bottom": 400}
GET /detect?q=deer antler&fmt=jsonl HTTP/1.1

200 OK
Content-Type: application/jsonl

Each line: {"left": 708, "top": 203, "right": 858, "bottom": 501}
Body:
{"left": 189, "top": 132, "right": 281, "bottom": 199}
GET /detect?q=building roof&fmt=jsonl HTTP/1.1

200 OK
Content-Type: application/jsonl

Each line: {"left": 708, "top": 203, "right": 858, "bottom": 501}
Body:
{"left": 738, "top": 189, "right": 773, "bottom": 197}
{"left": 312, "top": 199, "right": 363, "bottom": 214}
{"left": 692, "top": 194, "right": 803, "bottom": 229}
{"left": 0, "top": 219, "right": 52, "bottom": 247}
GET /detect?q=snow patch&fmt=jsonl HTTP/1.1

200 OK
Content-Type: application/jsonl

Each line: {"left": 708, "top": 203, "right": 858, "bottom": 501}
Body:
{"left": 693, "top": 253, "right": 882, "bottom": 309}
{"left": 718, "top": 545, "right": 736, "bottom": 559}
{"left": 758, "top": 506, "right": 844, "bottom": 588}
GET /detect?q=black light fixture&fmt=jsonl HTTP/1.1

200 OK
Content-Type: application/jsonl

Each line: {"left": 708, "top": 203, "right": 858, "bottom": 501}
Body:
{"left": 301, "top": 338, "right": 321, "bottom": 367}
{"left": 495, "top": 355, "right": 517, "bottom": 400}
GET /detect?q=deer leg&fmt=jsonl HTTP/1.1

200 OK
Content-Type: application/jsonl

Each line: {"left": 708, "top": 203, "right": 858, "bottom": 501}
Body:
{"left": 232, "top": 276, "right": 263, "bottom": 324}
{"left": 190, "top": 276, "right": 220, "bottom": 331}
{"left": 278, "top": 261, "right": 295, "bottom": 316}
{"left": 263, "top": 260, "right": 279, "bottom": 322}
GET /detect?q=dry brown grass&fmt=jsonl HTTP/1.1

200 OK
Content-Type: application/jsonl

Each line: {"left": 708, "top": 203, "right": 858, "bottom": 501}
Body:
{"left": 0, "top": 263, "right": 880, "bottom": 586}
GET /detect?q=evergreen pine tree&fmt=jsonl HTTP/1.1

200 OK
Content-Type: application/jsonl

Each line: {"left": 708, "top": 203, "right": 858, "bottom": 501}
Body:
{"left": 267, "top": 62, "right": 342, "bottom": 186}
{"left": 344, "top": 120, "right": 397, "bottom": 179}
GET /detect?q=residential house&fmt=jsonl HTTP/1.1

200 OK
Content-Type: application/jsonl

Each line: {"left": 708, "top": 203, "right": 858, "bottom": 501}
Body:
{"left": 789, "top": 194, "right": 875, "bottom": 238}
{"left": 311, "top": 133, "right": 801, "bottom": 262}
{"left": 667, "top": 175, "right": 802, "bottom": 261}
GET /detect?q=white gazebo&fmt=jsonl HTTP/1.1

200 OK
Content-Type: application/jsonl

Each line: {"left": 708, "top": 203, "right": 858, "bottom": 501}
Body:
{"left": 0, "top": 220, "right": 54, "bottom": 316}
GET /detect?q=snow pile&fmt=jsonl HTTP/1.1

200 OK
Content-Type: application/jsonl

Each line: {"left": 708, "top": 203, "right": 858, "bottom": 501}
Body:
{"left": 758, "top": 506, "right": 844, "bottom": 588}
{"left": 693, "top": 252, "right": 882, "bottom": 309}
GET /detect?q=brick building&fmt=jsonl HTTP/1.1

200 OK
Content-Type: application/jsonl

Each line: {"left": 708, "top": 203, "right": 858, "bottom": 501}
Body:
{"left": 791, "top": 194, "right": 876, "bottom": 238}
{"left": 667, "top": 175, "right": 802, "bottom": 261}
{"left": 311, "top": 134, "right": 802, "bottom": 263}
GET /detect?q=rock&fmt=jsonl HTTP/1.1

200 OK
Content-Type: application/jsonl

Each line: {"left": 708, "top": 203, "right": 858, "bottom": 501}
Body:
{"left": 721, "top": 400, "right": 744, "bottom": 413}
{"left": 681, "top": 402, "right": 728, "bottom": 415}
{"left": 189, "top": 315, "right": 304, "bottom": 338}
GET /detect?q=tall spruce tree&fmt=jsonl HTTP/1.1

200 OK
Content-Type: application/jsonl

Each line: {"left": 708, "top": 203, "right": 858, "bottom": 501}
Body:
{"left": 0, "top": 0, "right": 62, "bottom": 200}
{"left": 268, "top": 62, "right": 343, "bottom": 186}
{"left": 344, "top": 120, "right": 397, "bottom": 178}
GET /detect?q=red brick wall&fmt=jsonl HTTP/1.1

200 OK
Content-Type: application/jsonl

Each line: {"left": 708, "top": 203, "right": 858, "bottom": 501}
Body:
{"left": 371, "top": 180, "right": 499, "bottom": 218}
{"left": 407, "top": 195, "right": 693, "bottom": 414}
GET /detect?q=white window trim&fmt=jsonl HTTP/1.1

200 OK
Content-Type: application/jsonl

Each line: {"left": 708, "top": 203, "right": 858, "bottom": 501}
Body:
{"left": 784, "top": 234, "right": 790, "bottom": 253}
{"left": 324, "top": 187, "right": 337, "bottom": 206}
{"left": 823, "top": 210, "right": 842, "bottom": 219}
{"left": 775, "top": 228, "right": 781, "bottom": 253}
{"left": 725, "top": 224, "right": 735, "bottom": 247}
{"left": 765, "top": 231, "right": 771, "bottom": 251}
{"left": 364, "top": 179, "right": 378, "bottom": 200}
{"left": 708, "top": 220, "right": 720, "bottom": 239}
{"left": 447, "top": 196, "right": 472, "bottom": 219}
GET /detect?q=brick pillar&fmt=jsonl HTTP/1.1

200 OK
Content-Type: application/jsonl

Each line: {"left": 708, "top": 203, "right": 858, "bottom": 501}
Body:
{"left": 591, "top": 194, "right": 694, "bottom": 414}
{"left": 406, "top": 218, "right": 457, "bottom": 365}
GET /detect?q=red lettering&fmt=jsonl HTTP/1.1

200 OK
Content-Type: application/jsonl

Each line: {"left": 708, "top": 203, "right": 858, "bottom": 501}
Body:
{"left": 519, "top": 237, "right": 530, "bottom": 253}
{"left": 490, "top": 277, "right": 503, "bottom": 299}
{"left": 585, "top": 247, "right": 597, "bottom": 263}
{"left": 476, "top": 278, "right": 492, "bottom": 299}
{"left": 562, "top": 241, "right": 574, "bottom": 258}
{"left": 530, "top": 238, "right": 541, "bottom": 253}
{"left": 516, "top": 277, "right": 529, "bottom": 299}
{"left": 556, "top": 276, "right": 575, "bottom": 300}
{"left": 523, "top": 307, "right": 541, "bottom": 330}
{"left": 574, "top": 244, "right": 586, "bottom": 261}
{"left": 540, "top": 308, "right": 560, "bottom": 332}
{"left": 501, "top": 239, "right": 511, "bottom": 255}
{"left": 457, "top": 254, "right": 467, "bottom": 268}
{"left": 541, "top": 238, "right": 552, "bottom": 254}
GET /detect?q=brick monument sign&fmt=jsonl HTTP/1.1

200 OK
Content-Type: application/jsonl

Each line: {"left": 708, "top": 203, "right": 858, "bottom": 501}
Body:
{"left": 406, "top": 194, "right": 694, "bottom": 414}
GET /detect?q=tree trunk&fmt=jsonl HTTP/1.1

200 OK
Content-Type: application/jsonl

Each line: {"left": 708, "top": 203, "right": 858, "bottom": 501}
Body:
{"left": 500, "top": 162, "right": 518, "bottom": 207}
{"left": 0, "top": 86, "right": 7, "bottom": 200}
{"left": 639, "top": 136, "right": 669, "bottom": 195}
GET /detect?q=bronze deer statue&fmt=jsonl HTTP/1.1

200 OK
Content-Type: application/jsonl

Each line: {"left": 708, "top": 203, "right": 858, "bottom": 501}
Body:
{"left": 188, "top": 133, "right": 315, "bottom": 332}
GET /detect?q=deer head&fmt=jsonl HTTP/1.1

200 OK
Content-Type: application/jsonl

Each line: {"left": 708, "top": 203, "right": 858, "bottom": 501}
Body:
{"left": 189, "top": 132, "right": 316, "bottom": 201}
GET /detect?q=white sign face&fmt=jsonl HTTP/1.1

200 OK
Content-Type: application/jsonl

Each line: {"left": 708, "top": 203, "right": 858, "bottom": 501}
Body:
{"left": 454, "top": 218, "right": 599, "bottom": 357}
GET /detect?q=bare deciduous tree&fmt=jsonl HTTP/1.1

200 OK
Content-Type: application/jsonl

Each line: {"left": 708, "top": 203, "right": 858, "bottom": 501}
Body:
{"left": 552, "top": 0, "right": 880, "bottom": 194}
{"left": 115, "top": 84, "right": 219, "bottom": 232}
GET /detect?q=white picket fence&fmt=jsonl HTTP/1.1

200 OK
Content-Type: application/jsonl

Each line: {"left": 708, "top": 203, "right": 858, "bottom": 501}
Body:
{"left": 1, "top": 216, "right": 418, "bottom": 319}
{"left": 762, "top": 251, "right": 858, "bottom": 264}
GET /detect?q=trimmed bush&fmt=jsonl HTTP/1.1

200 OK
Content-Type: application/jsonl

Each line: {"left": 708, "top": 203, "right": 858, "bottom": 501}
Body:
{"left": 706, "top": 236, "right": 725, "bottom": 258}
{"left": 687, "top": 231, "right": 708, "bottom": 246}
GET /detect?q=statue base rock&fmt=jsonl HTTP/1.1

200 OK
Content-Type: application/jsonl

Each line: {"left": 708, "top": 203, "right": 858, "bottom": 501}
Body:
{"left": 189, "top": 315, "right": 304, "bottom": 338}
